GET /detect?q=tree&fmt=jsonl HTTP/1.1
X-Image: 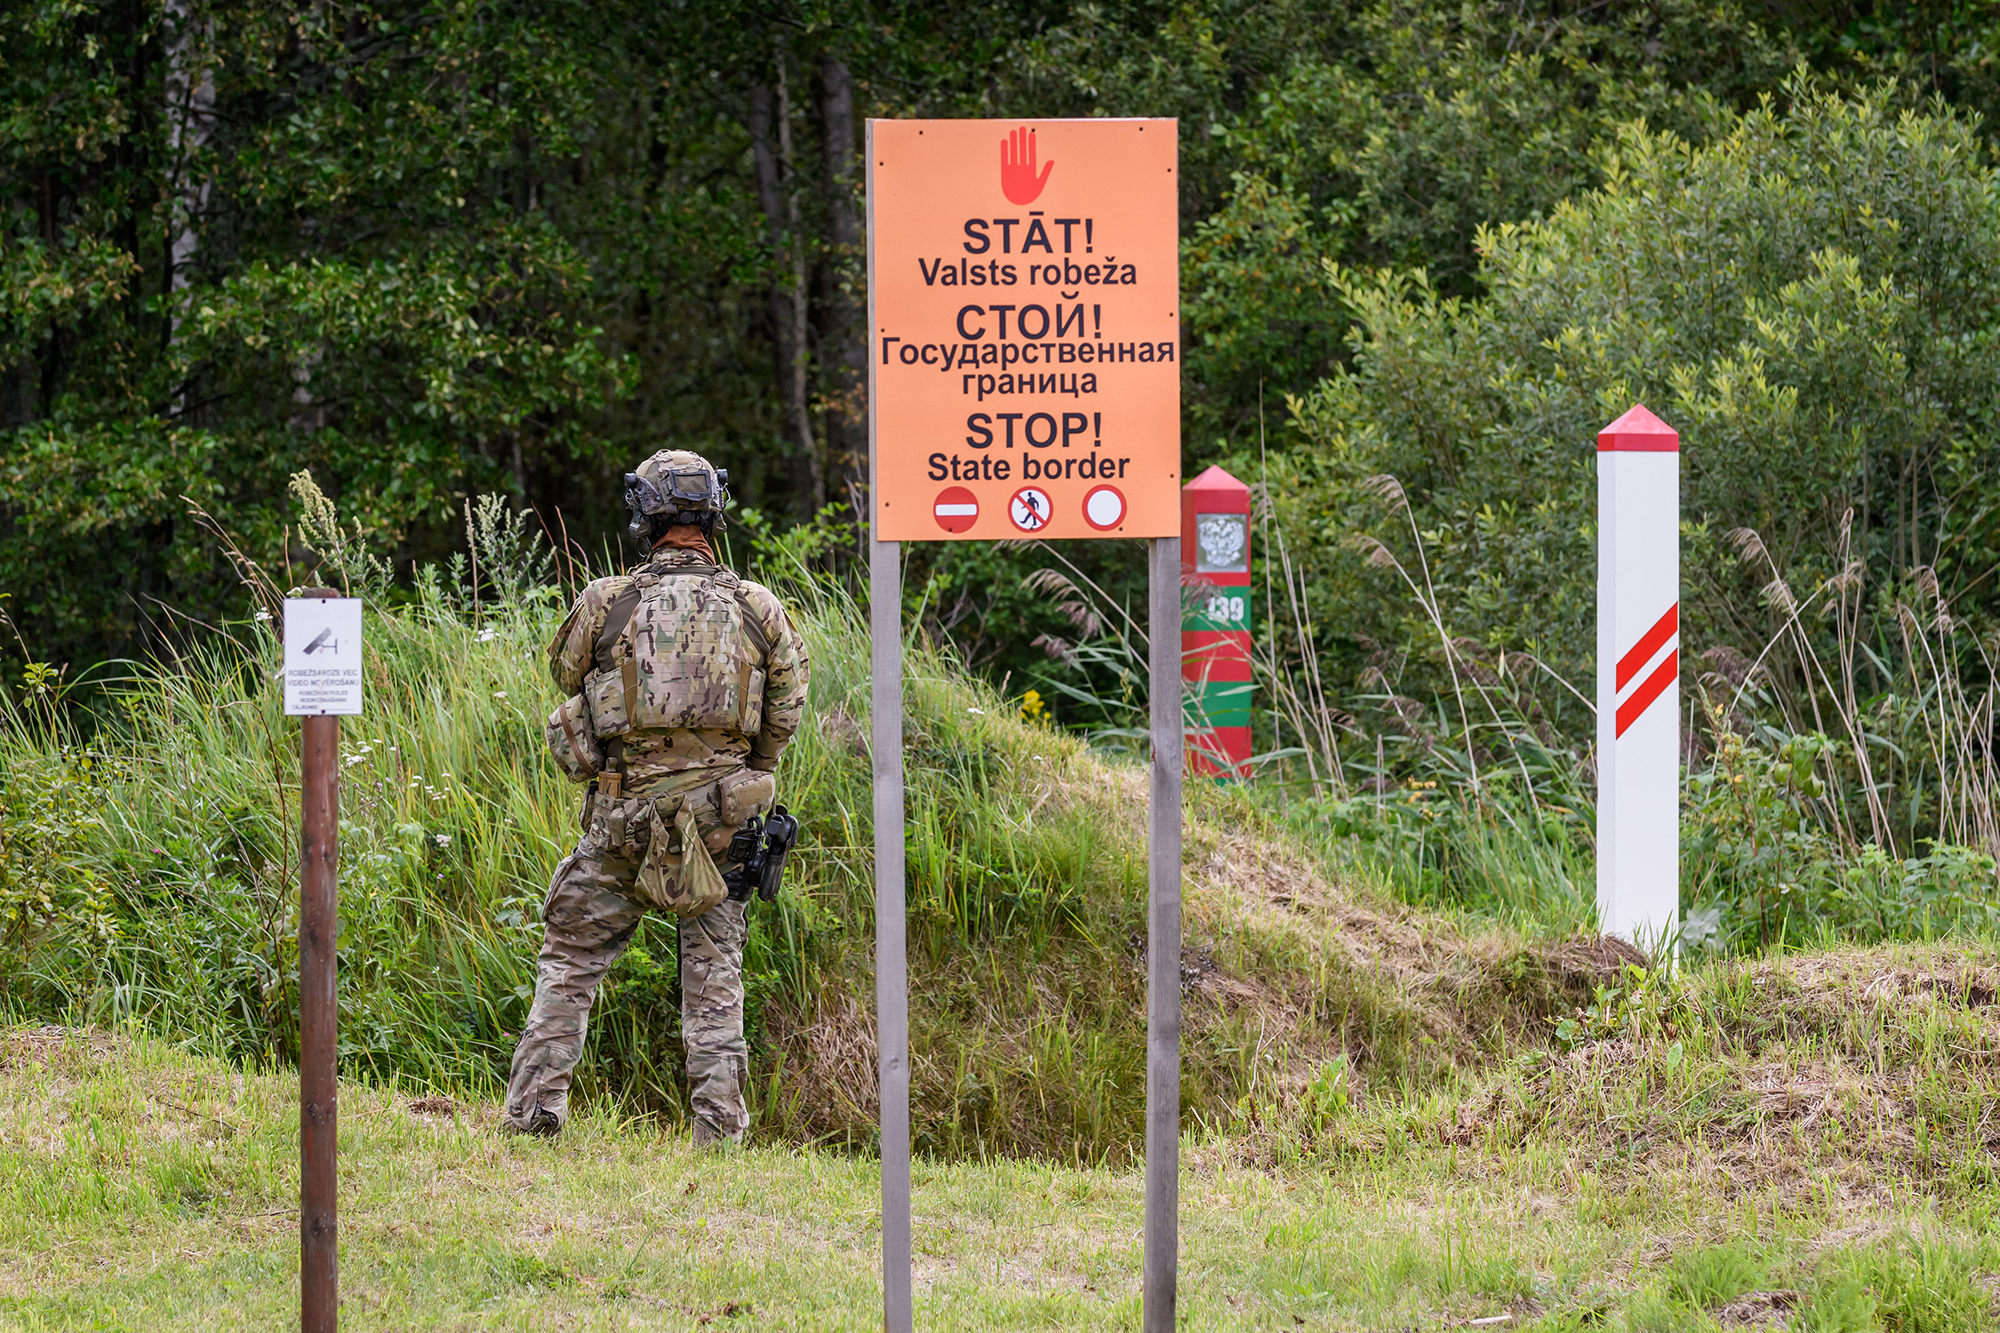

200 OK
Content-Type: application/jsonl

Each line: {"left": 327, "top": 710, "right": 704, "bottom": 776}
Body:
{"left": 1281, "top": 80, "right": 2000, "bottom": 781}
{"left": 1, "top": 0, "right": 627, "bottom": 661}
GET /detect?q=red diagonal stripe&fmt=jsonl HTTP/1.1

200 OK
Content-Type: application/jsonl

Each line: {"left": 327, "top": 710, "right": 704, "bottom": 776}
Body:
{"left": 1616, "top": 603, "right": 1678, "bottom": 691}
{"left": 1615, "top": 650, "right": 1677, "bottom": 738}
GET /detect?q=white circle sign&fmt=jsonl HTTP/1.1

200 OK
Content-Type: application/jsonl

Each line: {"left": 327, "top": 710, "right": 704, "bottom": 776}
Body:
{"left": 1083, "top": 485, "right": 1126, "bottom": 530}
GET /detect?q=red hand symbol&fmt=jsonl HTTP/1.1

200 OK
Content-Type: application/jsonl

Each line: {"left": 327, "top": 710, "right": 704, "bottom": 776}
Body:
{"left": 999, "top": 127, "right": 1054, "bottom": 205}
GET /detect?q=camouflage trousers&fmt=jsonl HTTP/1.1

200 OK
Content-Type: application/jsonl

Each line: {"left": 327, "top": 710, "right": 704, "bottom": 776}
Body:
{"left": 503, "top": 815, "right": 749, "bottom": 1143}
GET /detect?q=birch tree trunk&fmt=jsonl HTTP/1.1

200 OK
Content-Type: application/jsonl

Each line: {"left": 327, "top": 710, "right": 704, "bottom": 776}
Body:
{"left": 164, "top": 0, "right": 215, "bottom": 340}
{"left": 816, "top": 54, "right": 866, "bottom": 506}
{"left": 748, "top": 43, "right": 824, "bottom": 515}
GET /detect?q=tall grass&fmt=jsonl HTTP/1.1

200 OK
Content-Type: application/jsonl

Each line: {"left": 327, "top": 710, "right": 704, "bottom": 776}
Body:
{"left": 1237, "top": 472, "right": 2000, "bottom": 952}
{"left": 4, "top": 486, "right": 1509, "bottom": 1161}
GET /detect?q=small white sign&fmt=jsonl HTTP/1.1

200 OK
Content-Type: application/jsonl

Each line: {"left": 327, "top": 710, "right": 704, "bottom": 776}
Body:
{"left": 284, "top": 598, "right": 364, "bottom": 716}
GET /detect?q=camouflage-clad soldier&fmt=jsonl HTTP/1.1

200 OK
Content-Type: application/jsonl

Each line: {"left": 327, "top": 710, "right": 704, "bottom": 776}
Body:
{"left": 504, "top": 450, "right": 809, "bottom": 1145}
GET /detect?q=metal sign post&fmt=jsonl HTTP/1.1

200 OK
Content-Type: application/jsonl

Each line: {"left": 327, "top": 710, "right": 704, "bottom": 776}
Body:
{"left": 283, "top": 591, "right": 364, "bottom": 1333}
{"left": 1595, "top": 404, "right": 1681, "bottom": 953}
{"left": 1144, "top": 537, "right": 1183, "bottom": 1330}
{"left": 869, "top": 533, "right": 913, "bottom": 1331}
{"left": 864, "top": 124, "right": 916, "bottom": 1333}
{"left": 866, "top": 116, "right": 1183, "bottom": 1330}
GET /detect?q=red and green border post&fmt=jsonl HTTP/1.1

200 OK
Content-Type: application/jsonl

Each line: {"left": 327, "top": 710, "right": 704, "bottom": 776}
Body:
{"left": 1182, "top": 465, "right": 1253, "bottom": 777}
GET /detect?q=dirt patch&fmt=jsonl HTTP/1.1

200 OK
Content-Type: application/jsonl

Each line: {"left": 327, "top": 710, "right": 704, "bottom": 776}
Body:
{"left": 818, "top": 707, "right": 867, "bottom": 758}
{"left": 407, "top": 1095, "right": 458, "bottom": 1119}
{"left": 1707, "top": 950, "right": 2000, "bottom": 1066}
{"left": 1715, "top": 1289, "right": 1798, "bottom": 1327}
{"left": 1479, "top": 936, "right": 1651, "bottom": 1025}
{"left": 1436, "top": 1085, "right": 1516, "bottom": 1147}
{"left": 0, "top": 1024, "right": 126, "bottom": 1074}
{"left": 1761, "top": 951, "right": 2000, "bottom": 1015}
{"left": 1791, "top": 959, "right": 2000, "bottom": 1013}
{"left": 759, "top": 990, "right": 880, "bottom": 1135}
{"left": 1809, "top": 1221, "right": 1897, "bottom": 1253}
{"left": 1534, "top": 936, "right": 1650, "bottom": 987}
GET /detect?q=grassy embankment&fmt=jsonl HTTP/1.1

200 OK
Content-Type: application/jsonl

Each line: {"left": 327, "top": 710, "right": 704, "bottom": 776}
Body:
{"left": 0, "top": 536, "right": 1629, "bottom": 1163}
{"left": 8, "top": 511, "right": 2000, "bottom": 1326}
{"left": 9, "top": 943, "right": 2000, "bottom": 1330}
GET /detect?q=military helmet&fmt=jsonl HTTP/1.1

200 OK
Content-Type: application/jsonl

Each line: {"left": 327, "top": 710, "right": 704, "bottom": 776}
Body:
{"left": 624, "top": 449, "right": 729, "bottom": 537}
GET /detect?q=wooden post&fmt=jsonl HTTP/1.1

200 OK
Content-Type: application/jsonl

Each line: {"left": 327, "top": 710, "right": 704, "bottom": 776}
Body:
{"left": 295, "top": 586, "right": 342, "bottom": 1333}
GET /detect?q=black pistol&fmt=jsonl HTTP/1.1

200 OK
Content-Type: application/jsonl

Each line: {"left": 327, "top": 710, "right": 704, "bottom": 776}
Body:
{"left": 724, "top": 804, "right": 801, "bottom": 903}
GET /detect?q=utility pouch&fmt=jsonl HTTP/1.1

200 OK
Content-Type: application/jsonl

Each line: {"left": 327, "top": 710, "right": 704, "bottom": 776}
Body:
{"left": 633, "top": 799, "right": 730, "bottom": 919}
{"left": 594, "top": 794, "right": 653, "bottom": 862}
{"left": 545, "top": 693, "right": 604, "bottom": 782}
{"left": 715, "top": 768, "right": 776, "bottom": 828}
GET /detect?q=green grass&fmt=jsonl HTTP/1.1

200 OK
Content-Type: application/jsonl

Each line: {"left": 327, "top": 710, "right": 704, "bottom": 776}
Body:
{"left": 3, "top": 564, "right": 1594, "bottom": 1164}
{"left": 10, "top": 508, "right": 2000, "bottom": 1326}
{"left": 8, "top": 953, "right": 2000, "bottom": 1330}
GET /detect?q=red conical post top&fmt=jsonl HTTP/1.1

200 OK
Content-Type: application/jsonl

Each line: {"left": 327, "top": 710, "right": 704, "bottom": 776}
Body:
{"left": 1597, "top": 402, "right": 1680, "bottom": 452}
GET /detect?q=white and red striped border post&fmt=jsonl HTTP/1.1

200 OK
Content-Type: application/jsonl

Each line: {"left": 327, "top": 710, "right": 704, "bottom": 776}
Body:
{"left": 1596, "top": 404, "right": 1680, "bottom": 953}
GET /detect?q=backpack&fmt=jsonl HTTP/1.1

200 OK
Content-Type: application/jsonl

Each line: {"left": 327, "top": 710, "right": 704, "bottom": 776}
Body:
{"left": 581, "top": 561, "right": 772, "bottom": 739}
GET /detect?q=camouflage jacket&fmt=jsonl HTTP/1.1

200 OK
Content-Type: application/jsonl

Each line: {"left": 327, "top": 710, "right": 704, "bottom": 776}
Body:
{"left": 548, "top": 549, "right": 809, "bottom": 787}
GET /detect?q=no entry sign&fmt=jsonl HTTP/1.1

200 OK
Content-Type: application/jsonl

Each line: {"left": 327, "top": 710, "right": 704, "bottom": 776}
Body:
{"left": 933, "top": 485, "right": 979, "bottom": 533}
{"left": 870, "top": 119, "right": 1180, "bottom": 540}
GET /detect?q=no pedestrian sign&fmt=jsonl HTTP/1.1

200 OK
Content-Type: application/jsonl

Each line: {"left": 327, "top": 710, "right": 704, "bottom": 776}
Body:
{"left": 283, "top": 598, "right": 364, "bottom": 716}
{"left": 868, "top": 119, "right": 1180, "bottom": 540}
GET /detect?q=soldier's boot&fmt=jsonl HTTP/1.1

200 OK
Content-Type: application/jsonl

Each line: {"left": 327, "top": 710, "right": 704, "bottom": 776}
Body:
{"left": 691, "top": 1117, "right": 741, "bottom": 1150}
{"left": 501, "top": 1107, "right": 563, "bottom": 1138}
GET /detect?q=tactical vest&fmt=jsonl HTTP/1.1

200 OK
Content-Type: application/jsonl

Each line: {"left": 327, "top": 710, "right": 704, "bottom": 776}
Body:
{"left": 582, "top": 562, "right": 771, "bottom": 740}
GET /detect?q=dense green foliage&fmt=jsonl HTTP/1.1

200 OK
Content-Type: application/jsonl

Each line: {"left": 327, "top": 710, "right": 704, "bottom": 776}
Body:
{"left": 1251, "top": 82, "right": 2000, "bottom": 950}
{"left": 9, "top": 0, "right": 1993, "bottom": 667}
{"left": 1285, "top": 80, "right": 2000, "bottom": 716}
{"left": 12, "top": 2, "right": 2000, "bottom": 969}
{"left": 2, "top": 0, "right": 632, "bottom": 653}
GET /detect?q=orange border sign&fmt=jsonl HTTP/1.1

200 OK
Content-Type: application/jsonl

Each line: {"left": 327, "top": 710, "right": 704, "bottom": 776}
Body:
{"left": 868, "top": 118, "right": 1180, "bottom": 540}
